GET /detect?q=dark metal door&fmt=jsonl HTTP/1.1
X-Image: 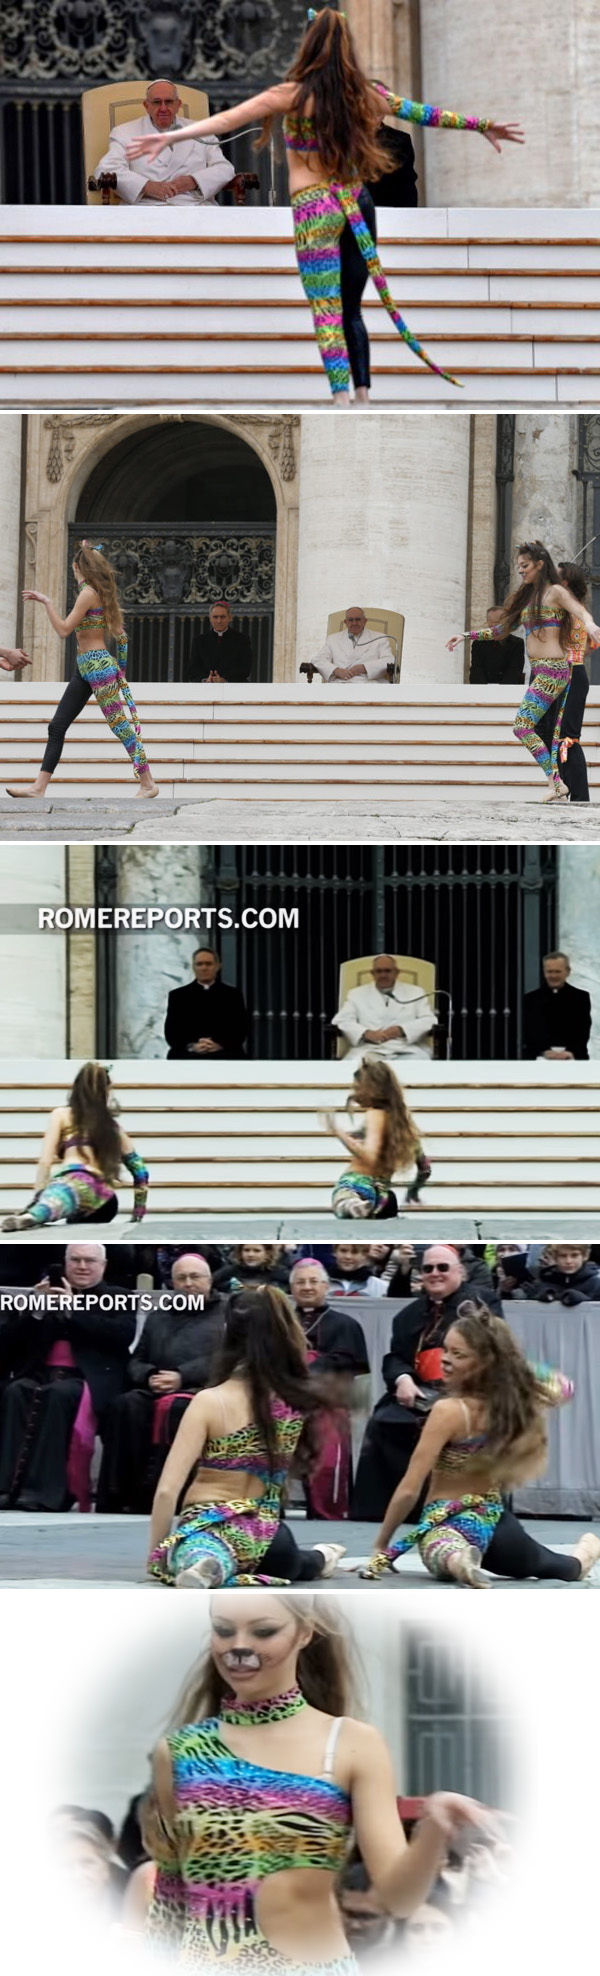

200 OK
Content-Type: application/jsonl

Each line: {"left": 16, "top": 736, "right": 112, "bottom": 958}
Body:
{"left": 404, "top": 1629, "right": 511, "bottom": 1803}
{"left": 66, "top": 523, "right": 275, "bottom": 681}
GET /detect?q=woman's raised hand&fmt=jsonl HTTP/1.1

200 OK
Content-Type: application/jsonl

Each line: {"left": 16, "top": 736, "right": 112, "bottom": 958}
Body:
{"left": 22, "top": 590, "right": 49, "bottom": 605}
{"left": 446, "top": 634, "right": 464, "bottom": 651}
{"left": 482, "top": 122, "right": 525, "bottom": 153}
{"left": 126, "top": 133, "right": 170, "bottom": 162}
{"left": 317, "top": 1110, "right": 337, "bottom": 1135}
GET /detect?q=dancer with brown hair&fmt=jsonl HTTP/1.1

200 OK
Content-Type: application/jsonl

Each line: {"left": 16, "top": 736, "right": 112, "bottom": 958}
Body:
{"left": 143, "top": 1589, "right": 499, "bottom": 1970}
{"left": 6, "top": 540, "right": 158, "bottom": 798}
{"left": 447, "top": 540, "right": 600, "bottom": 801}
{"left": 146, "top": 1287, "right": 346, "bottom": 1589}
{"left": 126, "top": 7, "right": 523, "bottom": 402}
{"left": 536, "top": 561, "right": 597, "bottom": 803}
{"left": 361, "top": 1304, "right": 600, "bottom": 1586}
{"left": 319, "top": 1057, "right": 431, "bottom": 1217}
{"left": 0, "top": 1062, "right": 149, "bottom": 1231}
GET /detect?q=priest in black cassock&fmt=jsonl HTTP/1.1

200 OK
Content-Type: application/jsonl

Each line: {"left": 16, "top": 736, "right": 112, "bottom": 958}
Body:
{"left": 522, "top": 952, "right": 591, "bottom": 1060}
{"left": 164, "top": 946, "right": 249, "bottom": 1059}
{"left": 187, "top": 600, "right": 254, "bottom": 683}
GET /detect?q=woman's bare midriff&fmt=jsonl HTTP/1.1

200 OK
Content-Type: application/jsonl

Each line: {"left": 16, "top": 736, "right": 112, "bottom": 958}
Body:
{"left": 181, "top": 1468, "right": 266, "bottom": 1511}
{"left": 252, "top": 1870, "right": 348, "bottom": 1963}
{"left": 427, "top": 1460, "right": 495, "bottom": 1503}
{"left": 525, "top": 632, "right": 566, "bottom": 661}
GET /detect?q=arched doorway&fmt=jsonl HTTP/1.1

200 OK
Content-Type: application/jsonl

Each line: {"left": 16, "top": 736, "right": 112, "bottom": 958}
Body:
{"left": 68, "top": 421, "right": 277, "bottom": 681}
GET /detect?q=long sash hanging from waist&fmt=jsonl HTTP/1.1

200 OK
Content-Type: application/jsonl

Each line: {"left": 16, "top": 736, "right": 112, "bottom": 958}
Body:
{"left": 331, "top": 179, "right": 460, "bottom": 389}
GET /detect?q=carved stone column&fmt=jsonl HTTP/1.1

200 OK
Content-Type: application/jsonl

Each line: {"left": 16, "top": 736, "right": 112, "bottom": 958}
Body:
{"left": 296, "top": 412, "right": 471, "bottom": 681}
{"left": 0, "top": 846, "right": 67, "bottom": 1055}
{"left": 115, "top": 847, "right": 209, "bottom": 1058}
{"left": 419, "top": 0, "right": 600, "bottom": 206}
{"left": 0, "top": 417, "right": 23, "bottom": 648}
{"left": 511, "top": 418, "right": 579, "bottom": 569}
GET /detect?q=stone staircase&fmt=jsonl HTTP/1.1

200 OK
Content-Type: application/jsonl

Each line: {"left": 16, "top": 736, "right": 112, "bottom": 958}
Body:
{"left": 1, "top": 1060, "right": 598, "bottom": 1222}
{"left": 1, "top": 683, "right": 598, "bottom": 802}
{"left": 1, "top": 206, "right": 600, "bottom": 405}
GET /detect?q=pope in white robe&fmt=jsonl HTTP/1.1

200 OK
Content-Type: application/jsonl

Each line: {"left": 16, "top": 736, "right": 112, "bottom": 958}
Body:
{"left": 332, "top": 956, "right": 436, "bottom": 1061}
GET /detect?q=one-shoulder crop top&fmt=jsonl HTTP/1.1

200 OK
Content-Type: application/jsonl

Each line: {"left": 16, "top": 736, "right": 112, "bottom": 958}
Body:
{"left": 187, "top": 1398, "right": 304, "bottom": 1494}
{"left": 469, "top": 604, "right": 568, "bottom": 642}
{"left": 283, "top": 81, "right": 490, "bottom": 155}
{"left": 146, "top": 1717, "right": 352, "bottom": 1955}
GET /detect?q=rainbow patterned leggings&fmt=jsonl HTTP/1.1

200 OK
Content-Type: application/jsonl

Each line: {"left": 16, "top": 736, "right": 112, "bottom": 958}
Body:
{"left": 513, "top": 654, "right": 571, "bottom": 784}
{"left": 290, "top": 181, "right": 457, "bottom": 396}
{"left": 22, "top": 1166, "right": 118, "bottom": 1226}
{"left": 76, "top": 648, "right": 149, "bottom": 778}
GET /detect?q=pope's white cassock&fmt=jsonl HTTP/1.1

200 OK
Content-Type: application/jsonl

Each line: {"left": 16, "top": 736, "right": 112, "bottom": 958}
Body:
{"left": 332, "top": 981, "right": 436, "bottom": 1060}
{"left": 94, "top": 116, "right": 235, "bottom": 204}
{"left": 308, "top": 628, "right": 395, "bottom": 682}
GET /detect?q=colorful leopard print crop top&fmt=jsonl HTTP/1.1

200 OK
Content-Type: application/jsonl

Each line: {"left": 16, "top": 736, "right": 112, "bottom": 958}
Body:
{"left": 188, "top": 1398, "right": 305, "bottom": 1493}
{"left": 146, "top": 1715, "right": 352, "bottom": 1956}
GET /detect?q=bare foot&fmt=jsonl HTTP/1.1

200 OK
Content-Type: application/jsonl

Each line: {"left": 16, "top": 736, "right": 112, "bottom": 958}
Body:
{"left": 1, "top": 1212, "right": 37, "bottom": 1232}
{"left": 354, "top": 387, "right": 370, "bottom": 405}
{"left": 573, "top": 1533, "right": 600, "bottom": 1580}
{"left": 312, "top": 1543, "right": 347, "bottom": 1578}
{"left": 445, "top": 1548, "right": 490, "bottom": 1588}
{"left": 6, "top": 783, "right": 48, "bottom": 799}
{"left": 136, "top": 776, "right": 159, "bottom": 799}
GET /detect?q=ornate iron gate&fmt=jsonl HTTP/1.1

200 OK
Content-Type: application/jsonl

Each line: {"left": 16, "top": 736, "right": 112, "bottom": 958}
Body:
{"left": 0, "top": 1, "right": 334, "bottom": 204}
{"left": 95, "top": 844, "right": 557, "bottom": 1059}
{"left": 66, "top": 523, "right": 275, "bottom": 681}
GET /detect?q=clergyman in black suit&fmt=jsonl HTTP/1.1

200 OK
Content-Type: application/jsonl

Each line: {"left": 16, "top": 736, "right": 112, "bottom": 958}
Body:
{"left": 165, "top": 946, "right": 248, "bottom": 1059}
{"left": 523, "top": 951, "right": 592, "bottom": 1060}
{"left": 187, "top": 599, "right": 253, "bottom": 683}
{"left": 469, "top": 606, "right": 525, "bottom": 684}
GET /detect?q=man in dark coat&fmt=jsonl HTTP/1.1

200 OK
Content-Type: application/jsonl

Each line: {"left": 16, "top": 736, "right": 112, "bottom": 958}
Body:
{"left": 96, "top": 1254, "right": 226, "bottom": 1511}
{"left": 165, "top": 946, "right": 248, "bottom": 1059}
{"left": 469, "top": 607, "right": 525, "bottom": 684}
{"left": 351, "top": 1244, "right": 503, "bottom": 1521}
{"left": 522, "top": 951, "right": 591, "bottom": 1060}
{"left": 0, "top": 1242, "right": 134, "bottom": 1510}
{"left": 187, "top": 600, "right": 253, "bottom": 683}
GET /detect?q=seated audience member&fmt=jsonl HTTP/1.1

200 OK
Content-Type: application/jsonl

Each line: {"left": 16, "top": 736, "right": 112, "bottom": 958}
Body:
{"left": 0, "top": 1244, "right": 133, "bottom": 1511}
{"left": 164, "top": 947, "right": 248, "bottom": 1059}
{"left": 327, "top": 1244, "right": 388, "bottom": 1298}
{"left": 213, "top": 1245, "right": 290, "bottom": 1293}
{"left": 528, "top": 1243, "right": 600, "bottom": 1305}
{"left": 155, "top": 1245, "right": 225, "bottom": 1287}
{"left": 187, "top": 601, "right": 253, "bottom": 682}
{"left": 332, "top": 953, "right": 436, "bottom": 1061}
{"left": 51, "top": 1811, "right": 127, "bottom": 1926}
{"left": 306, "top": 608, "right": 394, "bottom": 684}
{"left": 96, "top": 1255, "right": 225, "bottom": 1511}
{"left": 468, "top": 607, "right": 525, "bottom": 684}
{"left": 522, "top": 951, "right": 592, "bottom": 1060}
{"left": 290, "top": 1258, "right": 370, "bottom": 1519}
{"left": 94, "top": 79, "right": 234, "bottom": 204}
{"left": 351, "top": 1244, "right": 502, "bottom": 1521}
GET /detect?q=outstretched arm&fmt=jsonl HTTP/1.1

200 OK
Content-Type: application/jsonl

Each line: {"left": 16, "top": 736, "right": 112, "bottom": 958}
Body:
{"left": 551, "top": 583, "right": 600, "bottom": 644}
{"left": 120, "top": 1129, "right": 149, "bottom": 1222}
{"left": 126, "top": 84, "right": 296, "bottom": 161}
{"left": 22, "top": 584, "right": 97, "bottom": 641}
{"left": 373, "top": 83, "right": 524, "bottom": 154}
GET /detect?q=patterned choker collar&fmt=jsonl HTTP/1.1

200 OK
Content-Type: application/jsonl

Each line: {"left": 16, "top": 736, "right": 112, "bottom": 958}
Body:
{"left": 220, "top": 1683, "right": 307, "bottom": 1726}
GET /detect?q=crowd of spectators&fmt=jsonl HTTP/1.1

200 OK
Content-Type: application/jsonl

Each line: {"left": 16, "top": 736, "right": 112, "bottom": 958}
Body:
{"left": 1, "top": 1238, "right": 597, "bottom": 1520}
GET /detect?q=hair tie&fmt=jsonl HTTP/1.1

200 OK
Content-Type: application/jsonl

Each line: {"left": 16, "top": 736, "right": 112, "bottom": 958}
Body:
{"left": 81, "top": 538, "right": 103, "bottom": 552}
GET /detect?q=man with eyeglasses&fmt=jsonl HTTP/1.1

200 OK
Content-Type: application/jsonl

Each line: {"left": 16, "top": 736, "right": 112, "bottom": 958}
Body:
{"left": 94, "top": 78, "right": 235, "bottom": 204}
{"left": 351, "top": 1244, "right": 503, "bottom": 1521}
{"left": 305, "top": 607, "right": 395, "bottom": 684}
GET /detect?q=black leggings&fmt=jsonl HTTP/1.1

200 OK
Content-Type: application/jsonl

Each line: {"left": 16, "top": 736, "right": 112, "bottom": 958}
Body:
{"left": 483, "top": 1509, "right": 581, "bottom": 1582}
{"left": 536, "top": 665, "right": 590, "bottom": 802}
{"left": 261, "top": 1522, "right": 326, "bottom": 1583}
{"left": 41, "top": 671, "right": 93, "bottom": 775}
{"left": 339, "top": 186, "right": 377, "bottom": 390}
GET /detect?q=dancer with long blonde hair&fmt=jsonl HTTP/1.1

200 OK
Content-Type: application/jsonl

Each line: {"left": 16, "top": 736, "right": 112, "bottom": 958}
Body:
{"left": 126, "top": 7, "right": 523, "bottom": 403}
{"left": 7, "top": 541, "right": 158, "bottom": 799}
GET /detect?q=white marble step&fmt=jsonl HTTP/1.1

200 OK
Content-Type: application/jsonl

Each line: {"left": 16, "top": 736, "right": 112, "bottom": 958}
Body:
{"left": 2, "top": 206, "right": 600, "bottom": 407}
